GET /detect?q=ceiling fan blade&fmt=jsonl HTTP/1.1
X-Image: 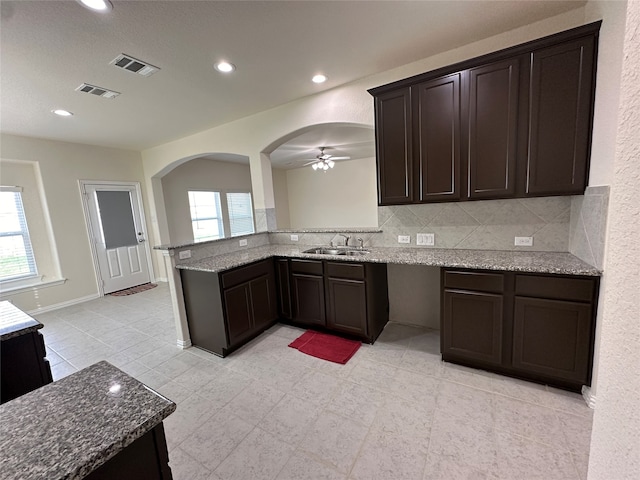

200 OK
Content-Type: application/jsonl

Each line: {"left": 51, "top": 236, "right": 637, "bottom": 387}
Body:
{"left": 302, "top": 160, "right": 320, "bottom": 166}
{"left": 328, "top": 156, "right": 350, "bottom": 160}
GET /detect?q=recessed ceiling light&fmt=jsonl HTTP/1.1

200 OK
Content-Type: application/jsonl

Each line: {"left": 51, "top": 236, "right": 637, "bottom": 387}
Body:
{"left": 312, "top": 74, "right": 327, "bottom": 84}
{"left": 52, "top": 109, "right": 74, "bottom": 117}
{"left": 77, "top": 0, "right": 112, "bottom": 12}
{"left": 215, "top": 61, "right": 236, "bottom": 73}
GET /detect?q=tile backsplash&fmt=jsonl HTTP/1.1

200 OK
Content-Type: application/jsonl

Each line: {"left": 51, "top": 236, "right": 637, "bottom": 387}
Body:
{"left": 569, "top": 186, "right": 609, "bottom": 269}
{"left": 374, "top": 197, "right": 572, "bottom": 251}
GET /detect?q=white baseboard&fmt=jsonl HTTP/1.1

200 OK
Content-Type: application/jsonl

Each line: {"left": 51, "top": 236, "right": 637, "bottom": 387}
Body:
{"left": 177, "top": 338, "right": 192, "bottom": 349}
{"left": 582, "top": 385, "right": 596, "bottom": 409}
{"left": 154, "top": 277, "right": 168, "bottom": 283}
{"left": 26, "top": 293, "right": 101, "bottom": 316}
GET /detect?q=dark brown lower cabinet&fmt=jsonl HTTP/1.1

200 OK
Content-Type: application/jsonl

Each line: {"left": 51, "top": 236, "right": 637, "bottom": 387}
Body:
{"left": 326, "top": 278, "right": 367, "bottom": 337}
{"left": 291, "top": 259, "right": 326, "bottom": 327}
{"left": 442, "top": 290, "right": 503, "bottom": 366}
{"left": 85, "top": 423, "right": 172, "bottom": 480}
{"left": 441, "top": 268, "right": 599, "bottom": 391}
{"left": 181, "top": 259, "right": 277, "bottom": 357}
{"left": 513, "top": 296, "right": 592, "bottom": 383}
{"left": 1, "top": 330, "right": 53, "bottom": 404}
{"left": 275, "top": 258, "right": 292, "bottom": 320}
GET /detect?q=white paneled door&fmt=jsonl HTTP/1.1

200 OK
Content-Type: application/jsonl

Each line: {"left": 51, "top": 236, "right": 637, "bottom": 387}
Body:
{"left": 81, "top": 182, "right": 151, "bottom": 294}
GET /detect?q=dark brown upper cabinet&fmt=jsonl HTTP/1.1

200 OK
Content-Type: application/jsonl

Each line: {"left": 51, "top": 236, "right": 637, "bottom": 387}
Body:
{"left": 526, "top": 36, "right": 596, "bottom": 195}
{"left": 413, "top": 73, "right": 461, "bottom": 202}
{"left": 374, "top": 88, "right": 413, "bottom": 205}
{"left": 467, "top": 58, "right": 520, "bottom": 199}
{"left": 369, "top": 21, "right": 600, "bottom": 206}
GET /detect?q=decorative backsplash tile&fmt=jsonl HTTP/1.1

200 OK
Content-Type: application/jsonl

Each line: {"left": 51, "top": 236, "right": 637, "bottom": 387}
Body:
{"left": 569, "top": 186, "right": 609, "bottom": 269}
{"left": 374, "top": 197, "right": 572, "bottom": 251}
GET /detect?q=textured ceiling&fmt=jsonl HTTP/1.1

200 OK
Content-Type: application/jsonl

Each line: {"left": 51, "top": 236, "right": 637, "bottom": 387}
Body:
{"left": 0, "top": 1, "right": 586, "bottom": 151}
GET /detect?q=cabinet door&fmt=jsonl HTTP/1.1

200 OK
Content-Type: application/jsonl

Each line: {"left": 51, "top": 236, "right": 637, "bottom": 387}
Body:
{"left": 526, "top": 36, "right": 596, "bottom": 195}
{"left": 467, "top": 59, "right": 519, "bottom": 199}
{"left": 442, "top": 289, "right": 503, "bottom": 366}
{"left": 291, "top": 273, "right": 326, "bottom": 326}
{"left": 275, "top": 259, "right": 292, "bottom": 319}
{"left": 223, "top": 283, "right": 253, "bottom": 346}
{"left": 375, "top": 88, "right": 413, "bottom": 205}
{"left": 326, "top": 278, "right": 367, "bottom": 337}
{"left": 250, "top": 274, "right": 277, "bottom": 331}
{"left": 513, "top": 296, "right": 592, "bottom": 383}
{"left": 413, "top": 73, "right": 461, "bottom": 202}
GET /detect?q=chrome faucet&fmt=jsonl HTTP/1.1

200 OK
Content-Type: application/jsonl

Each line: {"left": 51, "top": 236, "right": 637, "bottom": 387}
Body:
{"left": 339, "top": 234, "right": 351, "bottom": 246}
{"left": 356, "top": 237, "right": 364, "bottom": 249}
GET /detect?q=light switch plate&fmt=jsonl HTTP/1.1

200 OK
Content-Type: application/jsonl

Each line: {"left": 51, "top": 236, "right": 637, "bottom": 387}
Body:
{"left": 290, "top": 234, "right": 299, "bottom": 241}
{"left": 417, "top": 233, "right": 435, "bottom": 246}
{"left": 514, "top": 236, "right": 534, "bottom": 246}
{"left": 178, "top": 250, "right": 191, "bottom": 260}
{"left": 239, "top": 239, "right": 248, "bottom": 247}
{"left": 398, "top": 235, "right": 411, "bottom": 244}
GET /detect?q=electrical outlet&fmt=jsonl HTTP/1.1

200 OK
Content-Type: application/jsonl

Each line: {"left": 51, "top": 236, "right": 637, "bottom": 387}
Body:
{"left": 398, "top": 235, "right": 411, "bottom": 244}
{"left": 239, "top": 239, "right": 248, "bottom": 247}
{"left": 290, "top": 234, "right": 299, "bottom": 241}
{"left": 417, "top": 233, "right": 435, "bottom": 246}
{"left": 514, "top": 236, "right": 534, "bottom": 247}
{"left": 178, "top": 250, "right": 191, "bottom": 260}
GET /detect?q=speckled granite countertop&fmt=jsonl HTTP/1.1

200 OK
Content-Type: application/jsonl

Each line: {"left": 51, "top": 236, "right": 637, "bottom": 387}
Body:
{"left": 0, "top": 361, "right": 176, "bottom": 480}
{"left": 176, "top": 245, "right": 601, "bottom": 276}
{"left": 0, "top": 301, "right": 43, "bottom": 341}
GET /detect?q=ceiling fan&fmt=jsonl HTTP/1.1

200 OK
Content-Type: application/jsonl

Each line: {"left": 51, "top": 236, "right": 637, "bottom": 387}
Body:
{"left": 302, "top": 147, "right": 351, "bottom": 171}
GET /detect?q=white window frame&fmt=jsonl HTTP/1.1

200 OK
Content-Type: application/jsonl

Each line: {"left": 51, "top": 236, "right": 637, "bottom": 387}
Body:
{"left": 188, "top": 190, "right": 225, "bottom": 242}
{"left": 0, "top": 186, "right": 38, "bottom": 283}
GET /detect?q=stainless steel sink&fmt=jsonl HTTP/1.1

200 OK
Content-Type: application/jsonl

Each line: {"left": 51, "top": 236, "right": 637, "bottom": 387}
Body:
{"left": 302, "top": 247, "right": 370, "bottom": 256}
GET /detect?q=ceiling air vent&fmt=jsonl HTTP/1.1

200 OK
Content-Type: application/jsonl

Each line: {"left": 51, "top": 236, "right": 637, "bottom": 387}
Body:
{"left": 75, "top": 83, "right": 120, "bottom": 99}
{"left": 110, "top": 54, "right": 160, "bottom": 77}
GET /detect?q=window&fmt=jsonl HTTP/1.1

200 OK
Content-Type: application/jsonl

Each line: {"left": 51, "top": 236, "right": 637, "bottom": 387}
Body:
{"left": 227, "top": 192, "right": 255, "bottom": 237}
{"left": 0, "top": 187, "right": 37, "bottom": 281}
{"left": 188, "top": 191, "right": 224, "bottom": 242}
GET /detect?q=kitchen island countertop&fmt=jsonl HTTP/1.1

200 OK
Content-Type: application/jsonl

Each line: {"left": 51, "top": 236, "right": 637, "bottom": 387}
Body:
{"left": 0, "top": 361, "right": 176, "bottom": 480}
{"left": 175, "top": 244, "right": 601, "bottom": 276}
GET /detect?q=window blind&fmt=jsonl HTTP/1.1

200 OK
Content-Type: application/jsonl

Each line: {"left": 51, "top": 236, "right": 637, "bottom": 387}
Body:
{"left": 227, "top": 192, "right": 255, "bottom": 237}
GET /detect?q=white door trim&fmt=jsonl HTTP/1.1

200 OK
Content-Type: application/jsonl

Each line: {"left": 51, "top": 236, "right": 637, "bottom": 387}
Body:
{"left": 79, "top": 180, "right": 155, "bottom": 296}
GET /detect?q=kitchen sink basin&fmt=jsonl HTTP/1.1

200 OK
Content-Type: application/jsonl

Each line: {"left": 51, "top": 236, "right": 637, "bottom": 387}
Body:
{"left": 303, "top": 247, "right": 370, "bottom": 256}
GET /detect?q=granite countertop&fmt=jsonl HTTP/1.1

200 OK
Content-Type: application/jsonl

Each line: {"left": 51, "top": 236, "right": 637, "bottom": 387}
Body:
{"left": 175, "top": 244, "right": 601, "bottom": 276}
{"left": 0, "top": 301, "right": 43, "bottom": 341}
{"left": 0, "top": 361, "right": 176, "bottom": 480}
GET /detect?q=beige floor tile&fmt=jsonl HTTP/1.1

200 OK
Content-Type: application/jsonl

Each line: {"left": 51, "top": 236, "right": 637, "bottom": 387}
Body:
{"left": 168, "top": 447, "right": 212, "bottom": 480}
{"left": 214, "top": 428, "right": 295, "bottom": 480}
{"left": 178, "top": 411, "right": 254, "bottom": 471}
{"left": 218, "top": 380, "right": 285, "bottom": 425}
{"left": 325, "top": 381, "right": 387, "bottom": 427}
{"left": 299, "top": 411, "right": 369, "bottom": 474}
{"left": 289, "top": 370, "right": 343, "bottom": 406}
{"left": 276, "top": 451, "right": 346, "bottom": 480}
{"left": 257, "top": 394, "right": 322, "bottom": 446}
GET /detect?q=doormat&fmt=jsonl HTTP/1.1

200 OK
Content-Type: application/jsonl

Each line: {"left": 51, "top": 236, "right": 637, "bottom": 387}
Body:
{"left": 109, "top": 283, "right": 157, "bottom": 296}
{"left": 289, "top": 330, "right": 361, "bottom": 364}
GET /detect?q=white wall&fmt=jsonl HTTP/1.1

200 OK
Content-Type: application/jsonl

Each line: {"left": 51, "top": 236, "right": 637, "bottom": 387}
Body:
{"left": 161, "top": 158, "right": 252, "bottom": 245}
{"left": 0, "top": 134, "right": 150, "bottom": 312}
{"left": 271, "top": 168, "right": 290, "bottom": 229}
{"left": 285, "top": 157, "right": 378, "bottom": 228}
{"left": 584, "top": 0, "right": 627, "bottom": 187}
{"left": 588, "top": 1, "right": 639, "bottom": 478}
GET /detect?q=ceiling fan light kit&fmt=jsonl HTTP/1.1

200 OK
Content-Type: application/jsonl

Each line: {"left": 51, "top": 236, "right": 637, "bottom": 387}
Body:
{"left": 306, "top": 147, "right": 347, "bottom": 171}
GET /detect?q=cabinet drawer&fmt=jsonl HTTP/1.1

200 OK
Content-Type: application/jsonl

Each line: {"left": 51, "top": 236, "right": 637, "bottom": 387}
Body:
{"left": 221, "top": 259, "right": 272, "bottom": 289}
{"left": 326, "top": 262, "right": 365, "bottom": 280}
{"left": 444, "top": 270, "right": 504, "bottom": 293}
{"left": 515, "top": 275, "right": 596, "bottom": 302}
{"left": 290, "top": 259, "right": 323, "bottom": 276}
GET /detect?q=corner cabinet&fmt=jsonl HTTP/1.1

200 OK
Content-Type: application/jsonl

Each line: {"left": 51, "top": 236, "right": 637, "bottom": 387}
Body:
{"left": 370, "top": 21, "right": 600, "bottom": 205}
{"left": 441, "top": 268, "right": 599, "bottom": 391}
{"left": 181, "top": 259, "right": 278, "bottom": 357}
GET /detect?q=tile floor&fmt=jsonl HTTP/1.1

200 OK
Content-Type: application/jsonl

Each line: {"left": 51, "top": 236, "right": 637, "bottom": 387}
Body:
{"left": 36, "top": 282, "right": 593, "bottom": 480}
